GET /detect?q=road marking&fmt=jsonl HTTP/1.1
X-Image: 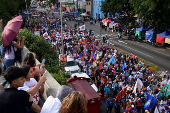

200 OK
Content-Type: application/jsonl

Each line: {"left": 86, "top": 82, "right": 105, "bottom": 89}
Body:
{"left": 125, "top": 40, "right": 170, "bottom": 57}
{"left": 118, "top": 40, "right": 127, "bottom": 44}
{"left": 123, "top": 45, "right": 153, "bottom": 58}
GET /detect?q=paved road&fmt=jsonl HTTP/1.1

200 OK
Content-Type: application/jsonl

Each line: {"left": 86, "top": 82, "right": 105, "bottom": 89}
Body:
{"left": 65, "top": 19, "right": 170, "bottom": 72}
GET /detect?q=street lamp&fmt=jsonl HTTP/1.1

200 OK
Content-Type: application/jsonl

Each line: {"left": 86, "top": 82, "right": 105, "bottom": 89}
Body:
{"left": 60, "top": 1, "right": 64, "bottom": 60}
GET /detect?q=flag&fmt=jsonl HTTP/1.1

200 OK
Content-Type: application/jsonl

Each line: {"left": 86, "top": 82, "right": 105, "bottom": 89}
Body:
{"left": 131, "top": 53, "right": 136, "bottom": 59}
{"left": 96, "top": 54, "right": 99, "bottom": 60}
{"left": 93, "top": 62, "right": 97, "bottom": 66}
{"left": 121, "top": 61, "right": 126, "bottom": 70}
{"left": 154, "top": 106, "right": 159, "bottom": 113}
{"left": 144, "top": 94, "right": 157, "bottom": 112}
{"left": 79, "top": 53, "right": 83, "bottom": 57}
{"left": 93, "top": 53, "right": 96, "bottom": 59}
{"left": 133, "top": 78, "right": 143, "bottom": 94}
{"left": 99, "top": 62, "right": 103, "bottom": 70}
{"left": 90, "top": 51, "right": 93, "bottom": 59}
{"left": 84, "top": 48, "right": 87, "bottom": 55}
{"left": 160, "top": 84, "right": 170, "bottom": 98}
{"left": 108, "top": 56, "right": 116, "bottom": 66}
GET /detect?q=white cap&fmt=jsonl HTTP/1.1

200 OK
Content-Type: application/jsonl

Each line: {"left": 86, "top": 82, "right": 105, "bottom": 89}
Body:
{"left": 131, "top": 105, "right": 134, "bottom": 108}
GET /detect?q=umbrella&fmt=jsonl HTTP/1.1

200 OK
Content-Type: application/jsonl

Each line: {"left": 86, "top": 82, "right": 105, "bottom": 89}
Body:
{"left": 80, "top": 13, "right": 86, "bottom": 16}
{"left": 2, "top": 15, "right": 23, "bottom": 47}
{"left": 83, "top": 14, "right": 90, "bottom": 17}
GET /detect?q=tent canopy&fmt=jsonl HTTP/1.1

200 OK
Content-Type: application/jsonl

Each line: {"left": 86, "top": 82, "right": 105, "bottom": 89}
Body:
{"left": 136, "top": 27, "right": 149, "bottom": 32}
{"left": 157, "top": 31, "right": 170, "bottom": 37}
{"left": 80, "top": 13, "right": 86, "bottom": 16}
{"left": 102, "top": 19, "right": 107, "bottom": 22}
{"left": 145, "top": 30, "right": 155, "bottom": 41}
{"left": 83, "top": 14, "right": 90, "bottom": 17}
{"left": 135, "top": 31, "right": 141, "bottom": 39}
{"left": 109, "top": 21, "right": 117, "bottom": 25}
{"left": 105, "top": 19, "right": 112, "bottom": 23}
{"left": 115, "top": 23, "right": 121, "bottom": 27}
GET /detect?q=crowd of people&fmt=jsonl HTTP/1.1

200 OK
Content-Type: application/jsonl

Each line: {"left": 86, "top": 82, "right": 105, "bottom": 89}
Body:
{"left": 0, "top": 8, "right": 170, "bottom": 113}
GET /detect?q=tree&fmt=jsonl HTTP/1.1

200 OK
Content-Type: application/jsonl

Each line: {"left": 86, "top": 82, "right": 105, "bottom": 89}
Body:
{"left": 129, "top": 0, "right": 170, "bottom": 32}
{"left": 0, "top": 0, "right": 31, "bottom": 24}
{"left": 100, "top": 0, "right": 110, "bottom": 18}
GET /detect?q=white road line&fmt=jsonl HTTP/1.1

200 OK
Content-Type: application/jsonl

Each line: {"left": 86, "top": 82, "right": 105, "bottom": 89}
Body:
{"left": 118, "top": 40, "right": 127, "bottom": 44}
{"left": 126, "top": 40, "right": 170, "bottom": 57}
{"left": 123, "top": 45, "right": 153, "bottom": 58}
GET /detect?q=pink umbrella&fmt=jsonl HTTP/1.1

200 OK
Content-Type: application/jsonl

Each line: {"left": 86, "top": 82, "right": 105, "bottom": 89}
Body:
{"left": 2, "top": 15, "right": 23, "bottom": 47}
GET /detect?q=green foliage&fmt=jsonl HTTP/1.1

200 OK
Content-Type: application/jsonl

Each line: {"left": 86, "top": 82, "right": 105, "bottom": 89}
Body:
{"left": 0, "top": 0, "right": 31, "bottom": 24}
{"left": 18, "top": 28, "right": 59, "bottom": 66}
{"left": 18, "top": 29, "right": 69, "bottom": 85}
{"left": 129, "top": 0, "right": 170, "bottom": 32}
{"left": 51, "top": 72, "right": 69, "bottom": 85}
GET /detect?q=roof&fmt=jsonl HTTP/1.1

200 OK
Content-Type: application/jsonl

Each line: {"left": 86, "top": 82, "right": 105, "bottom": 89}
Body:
{"left": 68, "top": 78, "right": 102, "bottom": 102}
{"left": 71, "top": 72, "right": 90, "bottom": 78}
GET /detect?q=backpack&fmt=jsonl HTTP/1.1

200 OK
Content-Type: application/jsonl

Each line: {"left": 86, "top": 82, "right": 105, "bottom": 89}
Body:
{"left": 12, "top": 45, "right": 22, "bottom": 63}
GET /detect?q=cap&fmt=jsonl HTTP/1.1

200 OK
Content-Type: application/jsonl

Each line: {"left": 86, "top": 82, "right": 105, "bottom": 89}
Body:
{"left": 131, "top": 105, "right": 134, "bottom": 108}
{"left": 168, "top": 106, "right": 170, "bottom": 109}
{"left": 109, "top": 78, "right": 111, "bottom": 80}
{"left": 145, "top": 110, "right": 148, "bottom": 112}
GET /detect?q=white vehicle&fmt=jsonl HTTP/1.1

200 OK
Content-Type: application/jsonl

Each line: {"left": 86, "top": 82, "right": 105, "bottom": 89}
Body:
{"left": 59, "top": 55, "right": 80, "bottom": 75}
{"left": 71, "top": 72, "right": 98, "bottom": 92}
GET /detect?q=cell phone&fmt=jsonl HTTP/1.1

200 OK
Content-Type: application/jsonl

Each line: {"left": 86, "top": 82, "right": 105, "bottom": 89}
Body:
{"left": 41, "top": 59, "right": 46, "bottom": 66}
{"left": 44, "top": 70, "right": 47, "bottom": 74}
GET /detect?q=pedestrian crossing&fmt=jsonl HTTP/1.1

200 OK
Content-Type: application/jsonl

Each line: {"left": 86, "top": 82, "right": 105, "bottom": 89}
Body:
{"left": 94, "top": 33, "right": 118, "bottom": 38}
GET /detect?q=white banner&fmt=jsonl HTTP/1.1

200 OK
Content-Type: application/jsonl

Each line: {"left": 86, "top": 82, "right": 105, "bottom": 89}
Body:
{"left": 34, "top": 31, "right": 40, "bottom": 36}
{"left": 133, "top": 78, "right": 143, "bottom": 94}
{"left": 79, "top": 25, "right": 85, "bottom": 31}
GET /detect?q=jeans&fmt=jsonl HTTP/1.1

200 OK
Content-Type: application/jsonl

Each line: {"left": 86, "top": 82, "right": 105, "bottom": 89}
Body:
{"left": 2, "top": 58, "right": 14, "bottom": 86}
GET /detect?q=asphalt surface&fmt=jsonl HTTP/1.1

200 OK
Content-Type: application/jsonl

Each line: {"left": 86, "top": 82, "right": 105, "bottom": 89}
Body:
{"left": 64, "top": 18, "right": 170, "bottom": 72}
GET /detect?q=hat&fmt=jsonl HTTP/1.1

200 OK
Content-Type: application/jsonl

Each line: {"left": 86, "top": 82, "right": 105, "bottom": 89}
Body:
{"left": 131, "top": 105, "right": 134, "bottom": 108}
{"left": 56, "top": 85, "right": 73, "bottom": 102}
{"left": 124, "top": 88, "right": 126, "bottom": 90}
{"left": 168, "top": 106, "right": 170, "bottom": 109}
{"left": 145, "top": 110, "right": 148, "bottom": 112}
{"left": 109, "top": 78, "right": 111, "bottom": 80}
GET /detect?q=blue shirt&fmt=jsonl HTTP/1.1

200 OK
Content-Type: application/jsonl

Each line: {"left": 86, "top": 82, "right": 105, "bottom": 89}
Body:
{"left": 106, "top": 98, "right": 115, "bottom": 106}
{"left": 104, "top": 86, "right": 110, "bottom": 95}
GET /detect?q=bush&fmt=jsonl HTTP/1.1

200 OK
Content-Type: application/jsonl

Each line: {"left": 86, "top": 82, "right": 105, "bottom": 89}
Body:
{"left": 51, "top": 72, "right": 69, "bottom": 85}
{"left": 17, "top": 28, "right": 68, "bottom": 85}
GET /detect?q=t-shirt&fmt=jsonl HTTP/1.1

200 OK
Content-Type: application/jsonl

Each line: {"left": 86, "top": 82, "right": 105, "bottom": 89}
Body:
{"left": 4, "top": 41, "right": 17, "bottom": 59}
{"left": 0, "top": 88, "right": 33, "bottom": 113}
{"left": 18, "top": 78, "right": 39, "bottom": 104}
{"left": 41, "top": 96, "right": 61, "bottom": 113}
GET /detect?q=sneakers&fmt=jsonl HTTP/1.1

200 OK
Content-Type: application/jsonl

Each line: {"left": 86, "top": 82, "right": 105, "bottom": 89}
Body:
{"left": 0, "top": 84, "right": 4, "bottom": 91}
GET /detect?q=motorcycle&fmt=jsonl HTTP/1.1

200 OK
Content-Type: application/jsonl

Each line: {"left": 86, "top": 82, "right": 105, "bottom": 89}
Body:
{"left": 118, "top": 32, "right": 122, "bottom": 40}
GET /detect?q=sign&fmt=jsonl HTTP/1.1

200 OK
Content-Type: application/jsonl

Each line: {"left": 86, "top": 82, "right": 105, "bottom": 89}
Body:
{"left": 31, "top": 14, "right": 40, "bottom": 17}
{"left": 65, "top": 4, "right": 69, "bottom": 6}
{"left": 34, "top": 31, "right": 40, "bottom": 36}
{"left": 73, "top": 4, "right": 76, "bottom": 6}
{"left": 60, "top": 54, "right": 67, "bottom": 62}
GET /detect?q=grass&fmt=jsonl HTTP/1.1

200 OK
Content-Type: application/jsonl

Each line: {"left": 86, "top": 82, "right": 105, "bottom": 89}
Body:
{"left": 110, "top": 45, "right": 156, "bottom": 67}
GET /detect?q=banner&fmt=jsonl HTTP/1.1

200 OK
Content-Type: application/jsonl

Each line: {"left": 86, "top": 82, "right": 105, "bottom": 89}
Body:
{"left": 121, "top": 61, "right": 126, "bottom": 70}
{"left": 79, "top": 25, "right": 85, "bottom": 31}
{"left": 144, "top": 94, "right": 157, "bottom": 112}
{"left": 160, "top": 84, "right": 170, "bottom": 98}
{"left": 133, "top": 78, "right": 143, "bottom": 94}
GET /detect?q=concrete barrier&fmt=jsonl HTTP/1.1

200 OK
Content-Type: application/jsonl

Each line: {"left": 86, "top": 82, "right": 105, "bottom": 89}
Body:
{"left": 21, "top": 46, "right": 61, "bottom": 102}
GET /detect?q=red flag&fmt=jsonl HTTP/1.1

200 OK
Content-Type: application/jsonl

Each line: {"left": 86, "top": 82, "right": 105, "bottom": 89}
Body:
{"left": 90, "top": 51, "right": 93, "bottom": 59}
{"left": 131, "top": 54, "right": 136, "bottom": 59}
{"left": 99, "top": 62, "right": 103, "bottom": 70}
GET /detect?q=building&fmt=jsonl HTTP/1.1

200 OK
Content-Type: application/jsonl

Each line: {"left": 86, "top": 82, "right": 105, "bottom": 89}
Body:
{"left": 93, "top": 0, "right": 104, "bottom": 19}
{"left": 86, "top": 0, "right": 93, "bottom": 16}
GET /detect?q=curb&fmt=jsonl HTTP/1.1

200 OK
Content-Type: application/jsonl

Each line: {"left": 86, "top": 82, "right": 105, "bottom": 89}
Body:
{"left": 150, "top": 66, "right": 159, "bottom": 71}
